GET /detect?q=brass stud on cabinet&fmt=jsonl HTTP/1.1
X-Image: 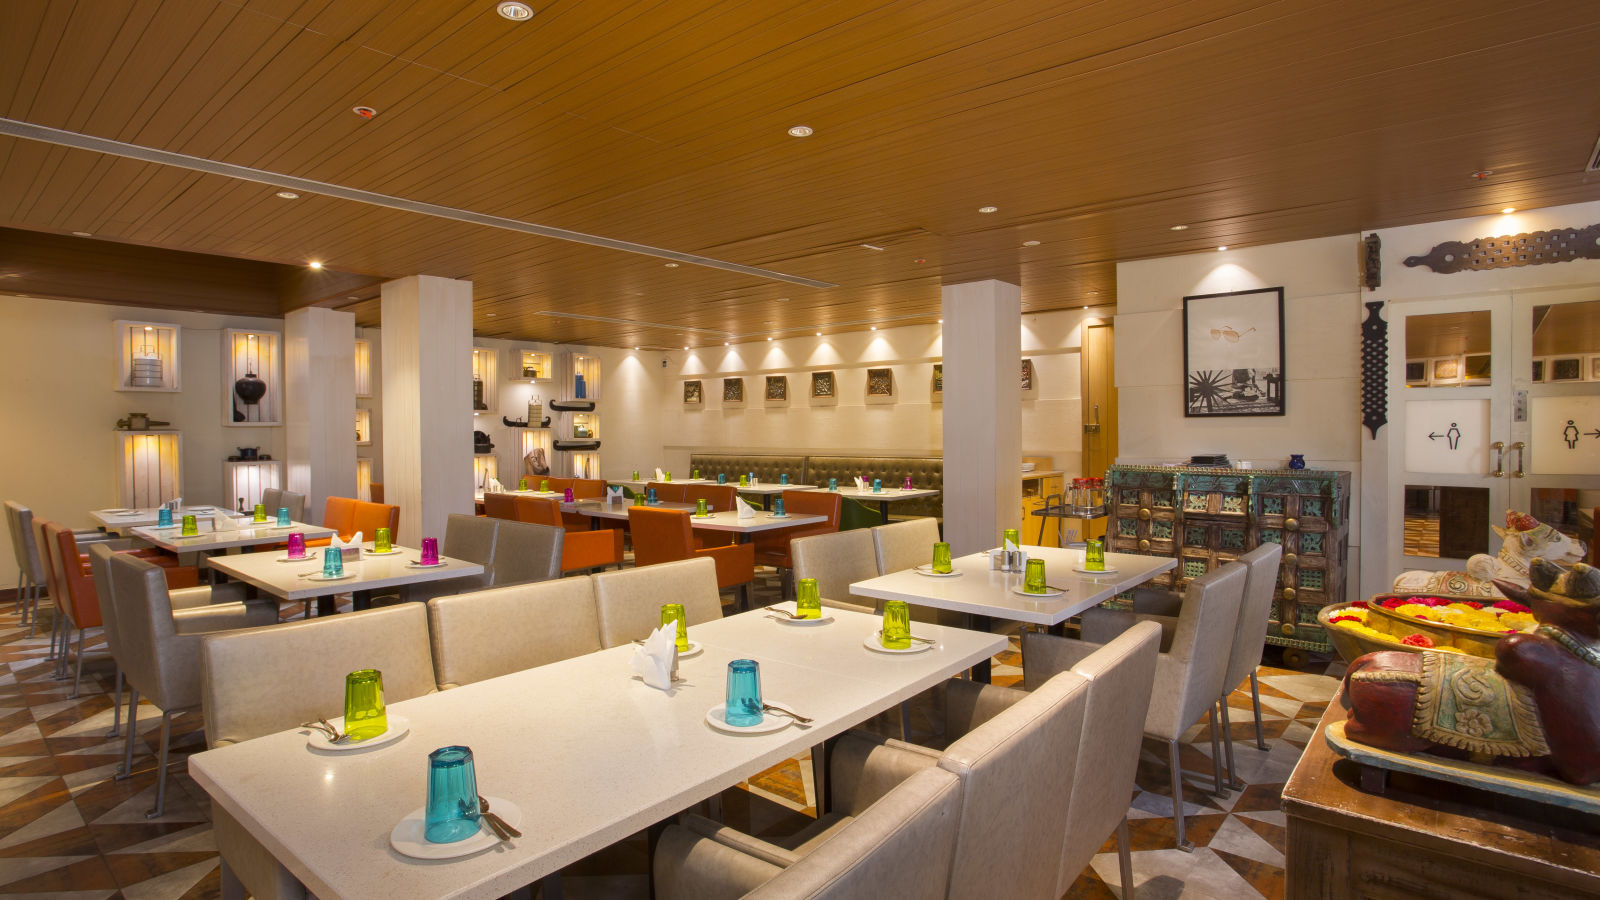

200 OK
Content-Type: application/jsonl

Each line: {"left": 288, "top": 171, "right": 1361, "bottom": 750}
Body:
{"left": 1284, "top": 517, "right": 1300, "bottom": 532}
{"left": 1138, "top": 508, "right": 1152, "bottom": 521}
{"left": 1284, "top": 553, "right": 1298, "bottom": 566}
{"left": 1281, "top": 622, "right": 1297, "bottom": 636}
{"left": 1139, "top": 539, "right": 1151, "bottom": 551}
{"left": 1282, "top": 587, "right": 1297, "bottom": 601}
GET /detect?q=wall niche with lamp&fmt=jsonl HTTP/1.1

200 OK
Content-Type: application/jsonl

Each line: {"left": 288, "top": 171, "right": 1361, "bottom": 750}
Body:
{"left": 224, "top": 329, "right": 282, "bottom": 426}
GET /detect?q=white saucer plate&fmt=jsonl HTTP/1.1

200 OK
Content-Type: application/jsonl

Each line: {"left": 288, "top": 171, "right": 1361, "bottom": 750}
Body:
{"left": 277, "top": 556, "right": 318, "bottom": 563}
{"left": 768, "top": 605, "right": 833, "bottom": 626}
{"left": 304, "top": 572, "right": 357, "bottom": 582}
{"left": 406, "top": 561, "right": 448, "bottom": 568}
{"left": 365, "top": 547, "right": 404, "bottom": 556}
{"left": 389, "top": 796, "right": 524, "bottom": 860}
{"left": 863, "top": 632, "right": 934, "bottom": 654}
{"left": 1011, "top": 585, "right": 1066, "bottom": 598}
{"left": 1073, "top": 566, "right": 1119, "bottom": 576}
{"left": 705, "top": 702, "right": 793, "bottom": 735}
{"left": 913, "top": 565, "right": 962, "bottom": 578}
{"left": 308, "top": 715, "right": 410, "bottom": 752}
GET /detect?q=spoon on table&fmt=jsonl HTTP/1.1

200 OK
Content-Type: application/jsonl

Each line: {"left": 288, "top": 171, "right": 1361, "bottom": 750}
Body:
{"left": 478, "top": 795, "right": 521, "bottom": 840}
{"left": 761, "top": 703, "right": 812, "bottom": 724}
{"left": 765, "top": 606, "right": 804, "bottom": 620}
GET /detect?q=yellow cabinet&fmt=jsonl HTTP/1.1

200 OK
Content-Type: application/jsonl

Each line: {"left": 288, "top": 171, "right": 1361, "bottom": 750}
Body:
{"left": 1021, "top": 462, "right": 1066, "bottom": 547}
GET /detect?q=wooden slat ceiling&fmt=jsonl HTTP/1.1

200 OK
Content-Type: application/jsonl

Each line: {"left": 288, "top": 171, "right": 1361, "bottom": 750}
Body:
{"left": 3, "top": 0, "right": 1600, "bottom": 347}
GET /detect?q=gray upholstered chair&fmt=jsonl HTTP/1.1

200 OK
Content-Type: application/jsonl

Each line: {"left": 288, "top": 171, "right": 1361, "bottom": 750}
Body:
{"left": 592, "top": 556, "right": 723, "bottom": 648}
{"left": 789, "top": 530, "right": 879, "bottom": 614}
{"left": 486, "top": 519, "right": 563, "bottom": 586}
{"left": 1076, "top": 561, "right": 1247, "bottom": 850}
{"left": 108, "top": 553, "right": 276, "bottom": 817}
{"left": 402, "top": 513, "right": 499, "bottom": 602}
{"left": 870, "top": 518, "right": 964, "bottom": 627}
{"left": 200, "top": 603, "right": 435, "bottom": 900}
{"left": 1022, "top": 621, "right": 1163, "bottom": 898}
{"left": 260, "top": 487, "right": 305, "bottom": 522}
{"left": 427, "top": 576, "right": 601, "bottom": 689}
{"left": 1126, "top": 543, "right": 1283, "bottom": 787}
{"left": 653, "top": 766, "right": 962, "bottom": 900}
{"left": 4, "top": 501, "right": 42, "bottom": 628}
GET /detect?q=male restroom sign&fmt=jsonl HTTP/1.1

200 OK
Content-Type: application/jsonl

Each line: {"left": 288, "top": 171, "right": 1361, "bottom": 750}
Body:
{"left": 1405, "top": 398, "right": 1488, "bottom": 475}
{"left": 1532, "top": 396, "right": 1600, "bottom": 475}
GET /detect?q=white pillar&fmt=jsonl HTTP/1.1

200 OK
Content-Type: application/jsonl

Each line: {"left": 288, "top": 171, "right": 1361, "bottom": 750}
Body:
{"left": 380, "top": 275, "right": 473, "bottom": 543}
{"left": 941, "top": 280, "right": 1023, "bottom": 556}
{"left": 285, "top": 307, "right": 357, "bottom": 520}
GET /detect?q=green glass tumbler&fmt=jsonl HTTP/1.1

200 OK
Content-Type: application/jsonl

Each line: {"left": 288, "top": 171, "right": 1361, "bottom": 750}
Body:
{"left": 932, "top": 542, "right": 953, "bottom": 574}
{"left": 660, "top": 603, "right": 689, "bottom": 653}
{"left": 1024, "top": 558, "right": 1048, "bottom": 594}
{"left": 795, "top": 578, "right": 821, "bottom": 618}
{"left": 540, "top": 479, "right": 550, "bottom": 492}
{"left": 519, "top": 476, "right": 529, "bottom": 490}
{"left": 692, "top": 469, "right": 701, "bottom": 479}
{"left": 322, "top": 547, "right": 344, "bottom": 578}
{"left": 881, "top": 600, "right": 911, "bottom": 649}
{"left": 1085, "top": 538, "right": 1106, "bottom": 571}
{"left": 343, "top": 668, "right": 387, "bottom": 741}
{"left": 180, "top": 514, "right": 198, "bottom": 536}
{"left": 664, "top": 471, "right": 672, "bottom": 482}
{"left": 1002, "top": 528, "right": 1020, "bottom": 548}
{"left": 374, "top": 527, "right": 392, "bottom": 554}
{"left": 423, "top": 746, "right": 480, "bottom": 844}
{"left": 252, "top": 503, "right": 267, "bottom": 523}
{"left": 739, "top": 474, "right": 749, "bottom": 487}
{"left": 695, "top": 498, "right": 709, "bottom": 516}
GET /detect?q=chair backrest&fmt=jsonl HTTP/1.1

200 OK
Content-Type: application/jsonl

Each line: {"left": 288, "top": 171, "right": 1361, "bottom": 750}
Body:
{"left": 592, "top": 556, "right": 722, "bottom": 647}
{"left": 8, "top": 502, "right": 46, "bottom": 583}
{"left": 490, "top": 520, "right": 563, "bottom": 585}
{"left": 1223, "top": 543, "right": 1284, "bottom": 692}
{"left": 791, "top": 530, "right": 880, "bottom": 609}
{"left": 87, "top": 543, "right": 124, "bottom": 663}
{"left": 321, "top": 496, "right": 357, "bottom": 533}
{"left": 200, "top": 604, "right": 436, "bottom": 747}
{"left": 108, "top": 553, "right": 189, "bottom": 710}
{"left": 47, "top": 522, "right": 101, "bottom": 628}
{"left": 645, "top": 482, "right": 687, "bottom": 503}
{"left": 482, "top": 491, "right": 518, "bottom": 520}
{"left": 569, "top": 479, "right": 606, "bottom": 499}
{"left": 427, "top": 576, "right": 601, "bottom": 689}
{"left": 682, "top": 484, "right": 737, "bottom": 511}
{"left": 261, "top": 487, "right": 305, "bottom": 522}
{"left": 369, "top": 482, "right": 384, "bottom": 504}
{"left": 543, "top": 477, "right": 573, "bottom": 494}
{"left": 443, "top": 513, "right": 499, "bottom": 567}
{"left": 1154, "top": 561, "right": 1248, "bottom": 740}
{"left": 627, "top": 507, "right": 695, "bottom": 568}
{"left": 780, "top": 490, "right": 842, "bottom": 527}
{"left": 514, "top": 495, "right": 563, "bottom": 527}
{"left": 349, "top": 500, "right": 400, "bottom": 542}
{"left": 1042, "top": 621, "right": 1162, "bottom": 897}
{"left": 4, "top": 501, "right": 26, "bottom": 577}
{"left": 747, "top": 767, "right": 962, "bottom": 900}
{"left": 871, "top": 518, "right": 942, "bottom": 574}
{"left": 938, "top": 669, "right": 1090, "bottom": 899}
{"left": 32, "top": 518, "right": 66, "bottom": 616}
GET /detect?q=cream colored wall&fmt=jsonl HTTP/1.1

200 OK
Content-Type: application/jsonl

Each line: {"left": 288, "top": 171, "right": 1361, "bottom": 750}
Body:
{"left": 1114, "top": 235, "right": 1365, "bottom": 600}
{"left": 357, "top": 325, "right": 383, "bottom": 485}
{"left": 0, "top": 294, "right": 286, "bottom": 586}
{"left": 656, "top": 309, "right": 1095, "bottom": 475}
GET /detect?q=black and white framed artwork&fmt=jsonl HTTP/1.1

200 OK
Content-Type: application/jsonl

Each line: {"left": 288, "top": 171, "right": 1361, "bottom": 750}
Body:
{"left": 1182, "top": 286, "right": 1285, "bottom": 418}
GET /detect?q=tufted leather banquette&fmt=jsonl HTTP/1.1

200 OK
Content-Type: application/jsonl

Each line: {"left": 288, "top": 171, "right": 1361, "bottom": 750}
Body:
{"left": 687, "top": 453, "right": 944, "bottom": 520}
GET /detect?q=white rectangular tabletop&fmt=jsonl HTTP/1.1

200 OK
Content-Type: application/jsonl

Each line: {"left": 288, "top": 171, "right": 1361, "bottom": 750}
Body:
{"left": 474, "top": 490, "right": 563, "bottom": 501}
{"left": 607, "top": 478, "right": 711, "bottom": 491}
{"left": 90, "top": 506, "right": 247, "bottom": 533}
{"left": 204, "top": 544, "right": 485, "bottom": 601}
{"left": 733, "top": 483, "right": 816, "bottom": 495}
{"left": 850, "top": 545, "right": 1177, "bottom": 626}
{"left": 800, "top": 486, "right": 940, "bottom": 502}
{"left": 130, "top": 519, "right": 335, "bottom": 553}
{"left": 574, "top": 501, "right": 826, "bottom": 534}
{"left": 188, "top": 607, "right": 1004, "bottom": 900}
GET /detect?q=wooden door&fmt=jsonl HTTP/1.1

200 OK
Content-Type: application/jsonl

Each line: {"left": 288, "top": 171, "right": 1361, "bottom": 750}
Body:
{"left": 1081, "top": 318, "right": 1118, "bottom": 539}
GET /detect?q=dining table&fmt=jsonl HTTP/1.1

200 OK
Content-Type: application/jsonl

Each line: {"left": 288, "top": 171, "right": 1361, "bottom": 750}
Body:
{"left": 606, "top": 477, "right": 712, "bottom": 493}
{"left": 849, "top": 543, "right": 1177, "bottom": 680}
{"left": 129, "top": 518, "right": 335, "bottom": 554}
{"left": 573, "top": 500, "right": 828, "bottom": 542}
{"left": 735, "top": 483, "right": 818, "bottom": 510}
{"left": 187, "top": 605, "right": 1005, "bottom": 900}
{"left": 204, "top": 542, "right": 485, "bottom": 618}
{"left": 89, "top": 505, "right": 247, "bottom": 535}
{"left": 798, "top": 485, "right": 941, "bottom": 523}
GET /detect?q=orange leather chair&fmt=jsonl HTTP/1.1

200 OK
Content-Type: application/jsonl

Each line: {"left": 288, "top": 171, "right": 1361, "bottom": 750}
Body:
{"left": 683, "top": 484, "right": 738, "bottom": 511}
{"left": 514, "top": 496, "right": 624, "bottom": 573}
{"left": 570, "top": 479, "right": 606, "bottom": 499}
{"left": 752, "top": 490, "right": 843, "bottom": 592}
{"left": 320, "top": 496, "right": 401, "bottom": 543}
{"left": 628, "top": 506, "right": 754, "bottom": 607}
{"left": 646, "top": 482, "right": 688, "bottom": 503}
{"left": 482, "top": 492, "right": 518, "bottom": 520}
{"left": 369, "top": 483, "right": 384, "bottom": 504}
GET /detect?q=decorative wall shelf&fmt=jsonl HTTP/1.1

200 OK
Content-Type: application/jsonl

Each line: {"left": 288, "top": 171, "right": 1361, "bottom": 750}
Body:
{"left": 119, "top": 431, "right": 181, "bottom": 507}
{"left": 354, "top": 338, "right": 373, "bottom": 398}
{"left": 553, "top": 440, "right": 602, "bottom": 452}
{"left": 513, "top": 350, "right": 553, "bottom": 382}
{"left": 356, "top": 457, "right": 373, "bottom": 502}
{"left": 520, "top": 429, "right": 553, "bottom": 480}
{"left": 115, "top": 320, "right": 181, "bottom": 392}
{"left": 224, "top": 329, "right": 281, "bottom": 426}
{"left": 355, "top": 408, "right": 372, "bottom": 445}
{"left": 471, "top": 347, "right": 497, "bottom": 413}
{"left": 568, "top": 451, "right": 599, "bottom": 480}
{"left": 224, "top": 459, "right": 282, "bottom": 512}
{"left": 571, "top": 353, "right": 602, "bottom": 401}
{"left": 473, "top": 455, "right": 499, "bottom": 490}
{"left": 555, "top": 350, "right": 601, "bottom": 478}
{"left": 549, "top": 399, "right": 595, "bottom": 412}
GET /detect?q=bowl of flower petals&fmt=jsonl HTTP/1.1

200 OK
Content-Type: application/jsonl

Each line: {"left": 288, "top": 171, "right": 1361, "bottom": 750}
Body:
{"left": 1318, "top": 594, "right": 1538, "bottom": 663}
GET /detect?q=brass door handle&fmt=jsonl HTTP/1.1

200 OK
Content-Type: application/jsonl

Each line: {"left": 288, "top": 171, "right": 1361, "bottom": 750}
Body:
{"left": 1511, "top": 441, "right": 1526, "bottom": 478}
{"left": 1491, "top": 441, "right": 1505, "bottom": 478}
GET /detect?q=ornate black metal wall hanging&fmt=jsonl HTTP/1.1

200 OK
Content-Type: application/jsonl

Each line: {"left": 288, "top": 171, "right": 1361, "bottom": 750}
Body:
{"left": 1361, "top": 233, "right": 1381, "bottom": 290}
{"left": 1403, "top": 224, "right": 1600, "bottom": 273}
{"left": 1360, "top": 301, "right": 1387, "bottom": 438}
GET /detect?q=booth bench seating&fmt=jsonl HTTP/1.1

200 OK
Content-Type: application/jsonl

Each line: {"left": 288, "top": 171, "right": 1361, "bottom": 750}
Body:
{"left": 688, "top": 453, "right": 944, "bottom": 520}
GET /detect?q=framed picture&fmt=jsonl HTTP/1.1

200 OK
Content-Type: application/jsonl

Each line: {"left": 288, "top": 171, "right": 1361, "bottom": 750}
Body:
{"left": 1531, "top": 358, "right": 1547, "bottom": 383}
{"left": 1551, "top": 356, "right": 1583, "bottom": 382}
{"left": 1462, "top": 353, "right": 1491, "bottom": 383}
{"left": 723, "top": 378, "right": 744, "bottom": 402}
{"left": 1020, "top": 358, "right": 1035, "bottom": 392}
{"left": 682, "top": 380, "right": 702, "bottom": 404}
{"left": 1405, "top": 360, "right": 1429, "bottom": 387}
{"left": 811, "top": 371, "right": 835, "bottom": 398}
{"left": 932, "top": 363, "right": 943, "bottom": 396}
{"left": 1430, "top": 357, "right": 1462, "bottom": 386}
{"left": 765, "top": 375, "right": 787, "bottom": 400}
{"left": 1587, "top": 355, "right": 1600, "bottom": 382}
{"left": 1182, "top": 287, "right": 1285, "bottom": 417}
{"left": 866, "top": 368, "right": 894, "bottom": 396}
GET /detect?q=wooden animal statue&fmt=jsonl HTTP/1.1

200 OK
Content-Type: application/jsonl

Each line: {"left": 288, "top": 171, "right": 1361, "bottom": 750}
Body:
{"left": 1392, "top": 510, "right": 1587, "bottom": 599}
{"left": 1343, "top": 558, "right": 1600, "bottom": 785}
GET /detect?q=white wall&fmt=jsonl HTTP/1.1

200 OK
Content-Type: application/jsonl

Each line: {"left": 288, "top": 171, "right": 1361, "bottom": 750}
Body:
{"left": 656, "top": 308, "right": 1096, "bottom": 474}
{"left": 1114, "top": 235, "right": 1365, "bottom": 599}
{"left": 357, "top": 325, "right": 383, "bottom": 486}
{"left": 0, "top": 294, "right": 286, "bottom": 586}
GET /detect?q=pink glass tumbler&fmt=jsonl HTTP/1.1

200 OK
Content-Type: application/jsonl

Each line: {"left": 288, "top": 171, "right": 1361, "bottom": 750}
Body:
{"left": 420, "top": 537, "right": 440, "bottom": 566}
{"left": 286, "top": 532, "right": 307, "bottom": 560}
{"left": 563, "top": 488, "right": 575, "bottom": 502}
{"left": 903, "top": 475, "right": 914, "bottom": 490}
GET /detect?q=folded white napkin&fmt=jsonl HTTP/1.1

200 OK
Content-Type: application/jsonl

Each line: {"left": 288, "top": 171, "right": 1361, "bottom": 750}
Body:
{"left": 1005, "top": 537, "right": 1018, "bottom": 552}
{"left": 486, "top": 477, "right": 506, "bottom": 494}
{"left": 853, "top": 476, "right": 865, "bottom": 490}
{"left": 606, "top": 485, "right": 624, "bottom": 504}
{"left": 654, "top": 467, "right": 665, "bottom": 481}
{"left": 736, "top": 501, "right": 756, "bottom": 520}
{"left": 213, "top": 513, "right": 237, "bottom": 532}
{"left": 630, "top": 621, "right": 679, "bottom": 691}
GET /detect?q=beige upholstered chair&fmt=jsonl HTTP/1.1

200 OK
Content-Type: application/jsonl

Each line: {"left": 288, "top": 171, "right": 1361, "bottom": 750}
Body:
{"left": 1022, "top": 621, "right": 1163, "bottom": 898}
{"left": 260, "top": 487, "right": 306, "bottom": 522}
{"left": 1077, "top": 561, "right": 1247, "bottom": 850}
{"left": 789, "top": 530, "right": 879, "bottom": 614}
{"left": 108, "top": 553, "right": 276, "bottom": 817}
{"left": 592, "top": 556, "right": 724, "bottom": 647}
{"left": 402, "top": 513, "right": 500, "bottom": 602}
{"left": 487, "top": 519, "right": 564, "bottom": 585}
{"left": 5, "top": 501, "right": 43, "bottom": 628}
{"left": 870, "top": 518, "right": 964, "bottom": 627}
{"left": 653, "top": 766, "right": 962, "bottom": 900}
{"left": 201, "top": 604, "right": 435, "bottom": 900}
{"left": 427, "top": 577, "right": 601, "bottom": 689}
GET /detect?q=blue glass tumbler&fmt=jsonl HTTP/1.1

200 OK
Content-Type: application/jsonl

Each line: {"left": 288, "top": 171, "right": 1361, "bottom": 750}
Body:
{"left": 828, "top": 477, "right": 838, "bottom": 491}
{"left": 773, "top": 498, "right": 786, "bottom": 516}
{"left": 725, "top": 660, "right": 763, "bottom": 727}
{"left": 157, "top": 507, "right": 173, "bottom": 528}
{"left": 647, "top": 487, "right": 658, "bottom": 504}
{"left": 872, "top": 478, "right": 883, "bottom": 493}
{"left": 779, "top": 473, "right": 789, "bottom": 485}
{"left": 322, "top": 547, "right": 344, "bottom": 578}
{"left": 276, "top": 507, "right": 291, "bottom": 527}
{"left": 717, "top": 473, "right": 727, "bottom": 484}
{"left": 424, "top": 746, "right": 480, "bottom": 844}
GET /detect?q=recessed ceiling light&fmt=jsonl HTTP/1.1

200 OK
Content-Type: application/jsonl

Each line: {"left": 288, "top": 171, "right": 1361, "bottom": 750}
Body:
{"left": 308, "top": 261, "right": 323, "bottom": 270}
{"left": 351, "top": 106, "right": 377, "bottom": 120}
{"left": 1083, "top": 305, "right": 1090, "bottom": 310}
{"left": 634, "top": 346, "right": 639, "bottom": 350}
{"left": 485, "top": 312, "right": 497, "bottom": 317}
{"left": 71, "top": 230, "right": 92, "bottom": 237}
{"left": 859, "top": 243, "right": 885, "bottom": 251}
{"left": 978, "top": 206, "right": 998, "bottom": 214}
{"left": 1501, "top": 207, "right": 1517, "bottom": 214}
{"left": 1217, "top": 245, "right": 1228, "bottom": 251}
{"left": 870, "top": 326, "right": 877, "bottom": 331}
{"left": 724, "top": 342, "right": 730, "bottom": 346}
{"left": 815, "top": 331, "right": 821, "bottom": 336}
{"left": 1472, "top": 170, "right": 1494, "bottom": 180}
{"left": 1022, "top": 240, "right": 1040, "bottom": 247}
{"left": 787, "top": 125, "right": 813, "bottom": 138}
{"left": 276, "top": 191, "right": 299, "bottom": 200}
{"left": 683, "top": 346, "right": 689, "bottom": 350}
{"left": 1088, "top": 291, "right": 1099, "bottom": 295}
{"left": 347, "top": 295, "right": 360, "bottom": 300}
{"left": 767, "top": 337, "right": 773, "bottom": 341}
{"left": 664, "top": 262, "right": 679, "bottom": 268}
{"left": 1169, "top": 224, "right": 1188, "bottom": 231}
{"left": 496, "top": 1, "right": 535, "bottom": 20}
{"left": 937, "top": 318, "right": 943, "bottom": 324}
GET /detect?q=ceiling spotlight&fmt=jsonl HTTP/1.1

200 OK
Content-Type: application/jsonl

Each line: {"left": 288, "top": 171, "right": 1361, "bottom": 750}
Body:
{"left": 1501, "top": 207, "right": 1517, "bottom": 214}
{"left": 937, "top": 318, "right": 943, "bottom": 324}
{"left": 1472, "top": 170, "right": 1494, "bottom": 180}
{"left": 1170, "top": 224, "right": 1189, "bottom": 231}
{"left": 767, "top": 337, "right": 773, "bottom": 341}
{"left": 1217, "top": 245, "right": 1228, "bottom": 251}
{"left": 351, "top": 106, "right": 377, "bottom": 120}
{"left": 724, "top": 341, "right": 730, "bottom": 346}
{"left": 683, "top": 346, "right": 689, "bottom": 350}
{"left": 859, "top": 243, "right": 885, "bottom": 251}
{"left": 71, "top": 230, "right": 92, "bottom": 236}
{"left": 664, "top": 262, "right": 679, "bottom": 268}
{"left": 870, "top": 326, "right": 877, "bottom": 331}
{"left": 276, "top": 190, "right": 299, "bottom": 199}
{"left": 1083, "top": 305, "right": 1090, "bottom": 310}
{"left": 496, "top": 1, "right": 535, "bottom": 20}
{"left": 1088, "top": 291, "right": 1099, "bottom": 295}
{"left": 308, "top": 261, "right": 323, "bottom": 270}
{"left": 787, "top": 125, "right": 814, "bottom": 138}
{"left": 634, "top": 346, "right": 639, "bottom": 350}
{"left": 815, "top": 331, "right": 821, "bottom": 336}
{"left": 978, "top": 206, "right": 998, "bottom": 214}
{"left": 485, "top": 312, "right": 497, "bottom": 317}
{"left": 1022, "top": 240, "right": 1040, "bottom": 247}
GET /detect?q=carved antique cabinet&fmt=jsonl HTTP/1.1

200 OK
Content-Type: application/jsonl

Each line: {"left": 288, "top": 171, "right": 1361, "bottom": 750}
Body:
{"left": 1105, "top": 465, "right": 1351, "bottom": 665}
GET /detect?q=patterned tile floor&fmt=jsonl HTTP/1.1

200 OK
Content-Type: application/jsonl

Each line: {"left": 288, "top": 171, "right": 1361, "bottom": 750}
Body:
{"left": 0, "top": 570, "right": 1340, "bottom": 900}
